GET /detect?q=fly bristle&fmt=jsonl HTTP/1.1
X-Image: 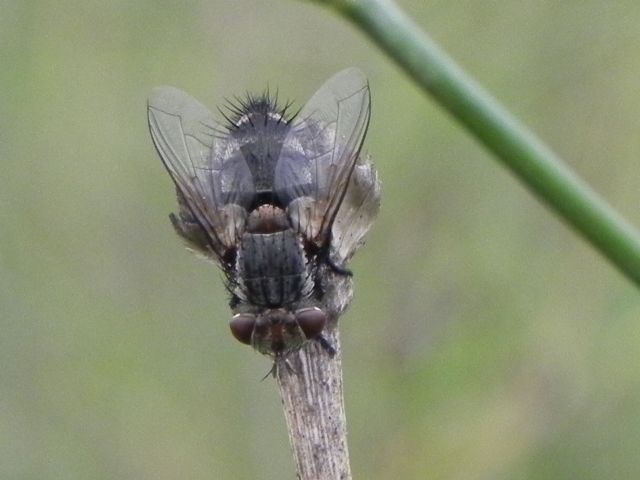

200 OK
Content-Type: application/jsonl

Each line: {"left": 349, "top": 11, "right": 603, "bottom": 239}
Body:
{"left": 220, "top": 89, "right": 294, "bottom": 131}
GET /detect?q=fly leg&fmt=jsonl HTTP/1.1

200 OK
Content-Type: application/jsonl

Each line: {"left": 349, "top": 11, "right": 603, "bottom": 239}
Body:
{"left": 325, "top": 256, "right": 353, "bottom": 277}
{"left": 316, "top": 334, "right": 337, "bottom": 357}
{"left": 264, "top": 340, "right": 335, "bottom": 380}
{"left": 261, "top": 362, "right": 278, "bottom": 381}
{"left": 263, "top": 356, "right": 297, "bottom": 380}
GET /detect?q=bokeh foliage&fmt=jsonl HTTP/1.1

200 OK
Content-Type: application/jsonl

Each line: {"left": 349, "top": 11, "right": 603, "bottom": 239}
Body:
{"left": 2, "top": 1, "right": 640, "bottom": 479}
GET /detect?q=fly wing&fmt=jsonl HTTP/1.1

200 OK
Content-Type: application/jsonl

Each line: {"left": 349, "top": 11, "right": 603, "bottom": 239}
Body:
{"left": 274, "top": 68, "right": 371, "bottom": 247}
{"left": 148, "top": 86, "right": 254, "bottom": 263}
{"left": 331, "top": 154, "right": 381, "bottom": 263}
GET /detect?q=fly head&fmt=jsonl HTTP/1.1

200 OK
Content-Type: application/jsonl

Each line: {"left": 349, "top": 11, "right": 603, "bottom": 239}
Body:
{"left": 230, "top": 307, "right": 328, "bottom": 357}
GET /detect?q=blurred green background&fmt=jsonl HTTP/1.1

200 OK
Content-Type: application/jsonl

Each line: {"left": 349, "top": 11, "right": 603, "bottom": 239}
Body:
{"left": 2, "top": 1, "right": 640, "bottom": 478}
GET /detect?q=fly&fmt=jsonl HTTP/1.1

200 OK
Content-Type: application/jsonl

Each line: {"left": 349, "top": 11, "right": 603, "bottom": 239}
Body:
{"left": 147, "top": 68, "right": 378, "bottom": 361}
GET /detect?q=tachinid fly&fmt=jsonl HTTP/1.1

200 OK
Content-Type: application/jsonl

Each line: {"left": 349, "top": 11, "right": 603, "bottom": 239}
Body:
{"left": 148, "top": 68, "right": 380, "bottom": 360}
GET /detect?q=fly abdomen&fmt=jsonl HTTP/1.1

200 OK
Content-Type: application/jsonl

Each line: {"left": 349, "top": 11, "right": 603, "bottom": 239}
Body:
{"left": 236, "top": 229, "right": 313, "bottom": 307}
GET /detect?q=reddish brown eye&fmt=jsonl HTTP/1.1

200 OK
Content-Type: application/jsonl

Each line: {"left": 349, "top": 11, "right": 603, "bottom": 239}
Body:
{"left": 230, "top": 313, "right": 256, "bottom": 345}
{"left": 295, "top": 307, "right": 327, "bottom": 339}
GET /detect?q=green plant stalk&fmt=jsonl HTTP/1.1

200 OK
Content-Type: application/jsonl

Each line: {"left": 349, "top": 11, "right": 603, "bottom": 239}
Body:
{"left": 316, "top": 0, "right": 640, "bottom": 286}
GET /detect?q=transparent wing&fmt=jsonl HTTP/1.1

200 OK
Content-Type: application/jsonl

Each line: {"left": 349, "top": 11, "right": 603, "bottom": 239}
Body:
{"left": 274, "top": 68, "right": 371, "bottom": 247}
{"left": 331, "top": 154, "right": 381, "bottom": 263}
{"left": 148, "top": 86, "right": 254, "bottom": 263}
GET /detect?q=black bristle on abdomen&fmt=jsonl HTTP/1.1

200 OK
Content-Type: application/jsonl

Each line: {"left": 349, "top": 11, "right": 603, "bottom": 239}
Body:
{"left": 220, "top": 91, "right": 294, "bottom": 131}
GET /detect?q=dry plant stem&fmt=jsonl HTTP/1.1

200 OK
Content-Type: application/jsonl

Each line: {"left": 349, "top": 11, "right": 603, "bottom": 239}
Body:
{"left": 275, "top": 270, "right": 354, "bottom": 480}
{"left": 276, "top": 325, "right": 351, "bottom": 480}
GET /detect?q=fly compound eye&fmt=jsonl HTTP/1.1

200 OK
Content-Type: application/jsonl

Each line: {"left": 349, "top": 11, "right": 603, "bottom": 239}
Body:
{"left": 230, "top": 313, "right": 256, "bottom": 345}
{"left": 295, "top": 307, "right": 327, "bottom": 339}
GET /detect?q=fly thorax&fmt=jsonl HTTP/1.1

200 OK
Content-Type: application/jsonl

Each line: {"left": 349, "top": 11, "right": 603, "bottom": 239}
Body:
{"left": 234, "top": 220, "right": 314, "bottom": 308}
{"left": 245, "top": 205, "right": 289, "bottom": 234}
